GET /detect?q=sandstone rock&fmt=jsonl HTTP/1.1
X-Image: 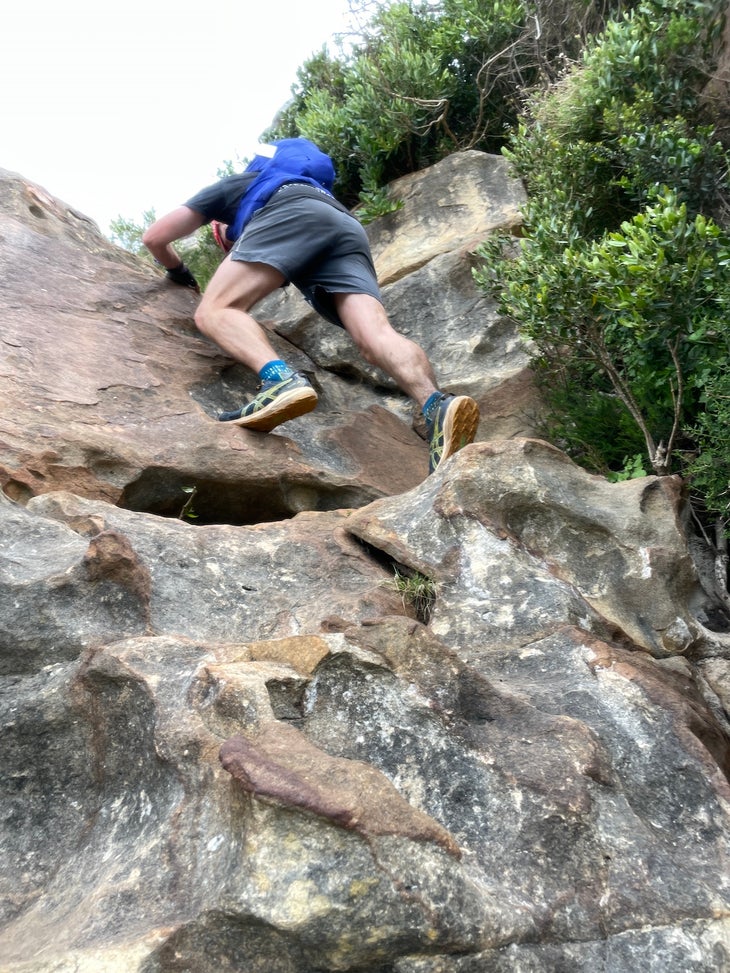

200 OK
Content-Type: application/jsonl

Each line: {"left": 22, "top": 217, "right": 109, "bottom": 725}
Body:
{"left": 219, "top": 721, "right": 461, "bottom": 855}
{"left": 1, "top": 158, "right": 730, "bottom": 973}
{"left": 367, "top": 150, "right": 525, "bottom": 285}
{"left": 2, "top": 450, "right": 730, "bottom": 971}
{"left": 0, "top": 153, "right": 536, "bottom": 525}
{"left": 346, "top": 439, "right": 707, "bottom": 658}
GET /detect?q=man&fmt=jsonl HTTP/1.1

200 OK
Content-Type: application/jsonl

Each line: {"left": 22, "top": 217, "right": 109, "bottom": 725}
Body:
{"left": 143, "top": 139, "right": 479, "bottom": 474}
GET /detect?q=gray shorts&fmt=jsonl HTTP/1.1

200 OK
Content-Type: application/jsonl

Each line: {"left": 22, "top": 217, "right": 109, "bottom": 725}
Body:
{"left": 231, "top": 185, "right": 382, "bottom": 326}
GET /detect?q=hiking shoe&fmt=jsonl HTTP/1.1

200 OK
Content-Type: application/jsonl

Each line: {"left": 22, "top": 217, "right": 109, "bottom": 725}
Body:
{"left": 426, "top": 393, "right": 480, "bottom": 474}
{"left": 218, "top": 372, "right": 318, "bottom": 431}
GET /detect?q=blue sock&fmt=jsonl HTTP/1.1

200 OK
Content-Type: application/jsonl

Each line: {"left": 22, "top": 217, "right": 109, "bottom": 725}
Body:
{"left": 422, "top": 391, "right": 442, "bottom": 420}
{"left": 259, "top": 360, "right": 294, "bottom": 383}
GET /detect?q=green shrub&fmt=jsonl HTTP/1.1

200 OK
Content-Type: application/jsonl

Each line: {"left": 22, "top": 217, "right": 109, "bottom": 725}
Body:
{"left": 478, "top": 190, "right": 730, "bottom": 475}
{"left": 686, "top": 368, "right": 730, "bottom": 521}
{"left": 265, "top": 0, "right": 627, "bottom": 206}
{"left": 388, "top": 567, "right": 437, "bottom": 623}
{"left": 474, "top": 0, "right": 730, "bottom": 533}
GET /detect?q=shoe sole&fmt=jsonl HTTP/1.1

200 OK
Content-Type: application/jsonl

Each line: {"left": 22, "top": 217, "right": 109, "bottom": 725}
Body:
{"left": 441, "top": 396, "right": 480, "bottom": 464}
{"left": 225, "top": 387, "right": 318, "bottom": 431}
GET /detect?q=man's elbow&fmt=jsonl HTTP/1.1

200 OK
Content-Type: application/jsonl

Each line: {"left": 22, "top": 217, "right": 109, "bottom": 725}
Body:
{"left": 141, "top": 223, "right": 163, "bottom": 250}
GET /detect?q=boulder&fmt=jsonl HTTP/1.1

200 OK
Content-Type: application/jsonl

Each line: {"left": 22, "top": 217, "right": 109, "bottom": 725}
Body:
{"left": 1, "top": 155, "right": 729, "bottom": 972}
{"left": 0, "top": 151, "right": 536, "bottom": 525}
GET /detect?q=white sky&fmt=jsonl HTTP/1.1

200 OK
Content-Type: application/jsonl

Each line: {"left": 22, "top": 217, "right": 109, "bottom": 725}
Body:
{"left": 1, "top": 0, "right": 356, "bottom": 237}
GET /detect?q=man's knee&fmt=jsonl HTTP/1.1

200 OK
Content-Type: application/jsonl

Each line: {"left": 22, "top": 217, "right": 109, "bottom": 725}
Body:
{"left": 194, "top": 297, "right": 215, "bottom": 337}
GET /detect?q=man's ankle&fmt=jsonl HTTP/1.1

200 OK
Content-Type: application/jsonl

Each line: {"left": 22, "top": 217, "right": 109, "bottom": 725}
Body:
{"left": 259, "top": 360, "right": 294, "bottom": 383}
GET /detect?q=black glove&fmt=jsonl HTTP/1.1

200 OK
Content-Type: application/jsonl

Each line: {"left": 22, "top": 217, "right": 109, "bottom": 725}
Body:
{"left": 166, "top": 262, "right": 200, "bottom": 292}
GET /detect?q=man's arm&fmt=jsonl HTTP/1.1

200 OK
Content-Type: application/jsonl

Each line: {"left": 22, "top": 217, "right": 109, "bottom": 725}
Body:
{"left": 142, "top": 206, "right": 206, "bottom": 269}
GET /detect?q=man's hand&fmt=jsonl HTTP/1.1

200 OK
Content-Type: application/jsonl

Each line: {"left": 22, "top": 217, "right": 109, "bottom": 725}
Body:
{"left": 166, "top": 262, "right": 200, "bottom": 293}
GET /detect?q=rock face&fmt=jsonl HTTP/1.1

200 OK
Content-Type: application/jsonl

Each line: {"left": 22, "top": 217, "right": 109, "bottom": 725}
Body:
{"left": 0, "top": 151, "right": 532, "bottom": 525}
{"left": 1, "top": 155, "right": 730, "bottom": 973}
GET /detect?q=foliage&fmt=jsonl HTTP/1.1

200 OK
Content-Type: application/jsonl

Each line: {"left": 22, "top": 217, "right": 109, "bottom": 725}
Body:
{"left": 606, "top": 453, "right": 649, "bottom": 482}
{"left": 355, "top": 186, "right": 404, "bottom": 224}
{"left": 474, "top": 0, "right": 730, "bottom": 535}
{"left": 109, "top": 209, "right": 157, "bottom": 256}
{"left": 685, "top": 358, "right": 730, "bottom": 522}
{"left": 265, "top": 0, "right": 629, "bottom": 207}
{"left": 178, "top": 486, "right": 199, "bottom": 522}
{"left": 389, "top": 566, "right": 437, "bottom": 623}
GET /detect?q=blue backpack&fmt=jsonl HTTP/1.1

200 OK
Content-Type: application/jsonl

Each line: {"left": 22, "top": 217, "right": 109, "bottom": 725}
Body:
{"left": 227, "top": 138, "right": 336, "bottom": 242}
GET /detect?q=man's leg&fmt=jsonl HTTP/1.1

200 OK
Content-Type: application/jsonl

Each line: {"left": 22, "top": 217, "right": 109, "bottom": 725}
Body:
{"left": 334, "top": 292, "right": 480, "bottom": 472}
{"left": 333, "top": 293, "right": 438, "bottom": 406}
{"left": 195, "top": 258, "right": 286, "bottom": 371}
{"left": 195, "top": 259, "right": 318, "bottom": 429}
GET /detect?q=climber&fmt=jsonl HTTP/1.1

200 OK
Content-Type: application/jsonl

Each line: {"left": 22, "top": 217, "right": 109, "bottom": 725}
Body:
{"left": 142, "top": 138, "right": 479, "bottom": 474}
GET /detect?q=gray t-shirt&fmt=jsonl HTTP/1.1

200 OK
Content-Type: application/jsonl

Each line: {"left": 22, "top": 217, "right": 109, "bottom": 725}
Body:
{"left": 184, "top": 172, "right": 259, "bottom": 225}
